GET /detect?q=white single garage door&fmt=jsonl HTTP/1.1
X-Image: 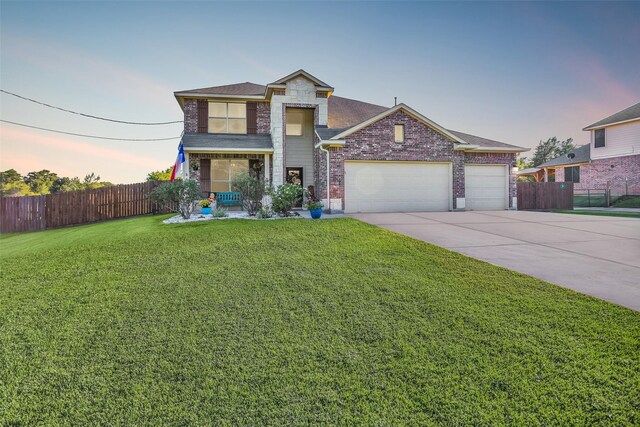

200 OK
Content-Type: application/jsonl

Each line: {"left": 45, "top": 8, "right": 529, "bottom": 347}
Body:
{"left": 345, "top": 162, "right": 450, "bottom": 213}
{"left": 464, "top": 165, "right": 508, "bottom": 210}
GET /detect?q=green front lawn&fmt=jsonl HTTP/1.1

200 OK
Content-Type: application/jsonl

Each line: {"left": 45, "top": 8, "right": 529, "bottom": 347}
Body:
{"left": 1, "top": 216, "right": 638, "bottom": 425}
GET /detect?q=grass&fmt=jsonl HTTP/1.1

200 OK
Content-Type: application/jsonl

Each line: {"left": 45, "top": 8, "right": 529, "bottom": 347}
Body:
{"left": 573, "top": 193, "right": 607, "bottom": 207}
{"left": 1, "top": 216, "right": 639, "bottom": 425}
{"left": 613, "top": 196, "right": 640, "bottom": 208}
{"left": 556, "top": 210, "right": 640, "bottom": 218}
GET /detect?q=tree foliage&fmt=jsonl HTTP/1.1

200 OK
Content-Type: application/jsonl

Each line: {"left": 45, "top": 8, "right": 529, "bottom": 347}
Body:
{"left": 146, "top": 167, "right": 173, "bottom": 182}
{"left": 0, "top": 169, "right": 111, "bottom": 196}
{"left": 150, "top": 179, "right": 200, "bottom": 219}
{"left": 529, "top": 137, "right": 575, "bottom": 167}
{"left": 231, "top": 171, "right": 266, "bottom": 216}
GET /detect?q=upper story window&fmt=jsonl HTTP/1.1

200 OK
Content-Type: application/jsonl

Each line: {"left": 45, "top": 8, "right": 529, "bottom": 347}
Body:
{"left": 565, "top": 166, "right": 580, "bottom": 183}
{"left": 286, "top": 111, "right": 304, "bottom": 136}
{"left": 208, "top": 102, "right": 246, "bottom": 134}
{"left": 594, "top": 129, "right": 605, "bottom": 148}
{"left": 394, "top": 124, "right": 404, "bottom": 143}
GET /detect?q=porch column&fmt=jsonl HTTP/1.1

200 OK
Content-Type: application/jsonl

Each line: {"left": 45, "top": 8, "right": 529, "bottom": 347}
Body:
{"left": 264, "top": 154, "right": 270, "bottom": 184}
{"left": 544, "top": 168, "right": 548, "bottom": 182}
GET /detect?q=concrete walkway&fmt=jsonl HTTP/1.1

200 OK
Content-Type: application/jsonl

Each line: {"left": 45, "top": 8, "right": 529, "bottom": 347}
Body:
{"left": 352, "top": 211, "right": 640, "bottom": 311}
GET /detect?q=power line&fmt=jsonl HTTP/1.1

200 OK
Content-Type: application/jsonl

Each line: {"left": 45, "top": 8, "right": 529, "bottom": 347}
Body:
{"left": 0, "top": 119, "right": 182, "bottom": 141}
{"left": 0, "top": 89, "right": 183, "bottom": 125}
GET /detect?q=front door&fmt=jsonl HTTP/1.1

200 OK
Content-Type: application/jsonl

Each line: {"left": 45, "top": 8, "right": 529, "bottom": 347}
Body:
{"left": 286, "top": 167, "right": 303, "bottom": 207}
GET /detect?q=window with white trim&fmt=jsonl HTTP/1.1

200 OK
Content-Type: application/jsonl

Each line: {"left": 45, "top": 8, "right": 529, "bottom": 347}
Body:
{"left": 286, "top": 111, "right": 304, "bottom": 136}
{"left": 394, "top": 124, "right": 404, "bottom": 143}
{"left": 594, "top": 129, "right": 605, "bottom": 148}
{"left": 210, "top": 159, "right": 249, "bottom": 192}
{"left": 208, "top": 102, "right": 247, "bottom": 134}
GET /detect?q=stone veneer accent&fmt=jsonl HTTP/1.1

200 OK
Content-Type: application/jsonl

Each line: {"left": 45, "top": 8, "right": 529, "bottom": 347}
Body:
{"left": 270, "top": 76, "right": 328, "bottom": 186}
{"left": 315, "top": 110, "right": 516, "bottom": 210}
{"left": 184, "top": 99, "right": 198, "bottom": 133}
{"left": 555, "top": 154, "right": 640, "bottom": 194}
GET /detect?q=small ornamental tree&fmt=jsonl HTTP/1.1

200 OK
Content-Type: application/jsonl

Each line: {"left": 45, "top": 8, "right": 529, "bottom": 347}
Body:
{"left": 268, "top": 183, "right": 303, "bottom": 217}
{"left": 231, "top": 171, "right": 266, "bottom": 216}
{"left": 151, "top": 179, "right": 200, "bottom": 219}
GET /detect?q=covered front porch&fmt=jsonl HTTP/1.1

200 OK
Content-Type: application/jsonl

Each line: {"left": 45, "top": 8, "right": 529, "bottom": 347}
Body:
{"left": 182, "top": 133, "right": 274, "bottom": 206}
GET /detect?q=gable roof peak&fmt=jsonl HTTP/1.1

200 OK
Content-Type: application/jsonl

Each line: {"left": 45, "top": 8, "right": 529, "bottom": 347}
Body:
{"left": 270, "top": 69, "right": 333, "bottom": 89}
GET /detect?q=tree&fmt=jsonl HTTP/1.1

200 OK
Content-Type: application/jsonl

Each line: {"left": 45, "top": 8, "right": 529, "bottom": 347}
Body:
{"left": 147, "top": 167, "right": 173, "bottom": 182}
{"left": 150, "top": 179, "right": 200, "bottom": 219}
{"left": 24, "top": 170, "right": 59, "bottom": 194}
{"left": 231, "top": 171, "right": 266, "bottom": 215}
{"left": 0, "top": 169, "right": 22, "bottom": 186}
{"left": 50, "top": 177, "right": 82, "bottom": 193}
{"left": 530, "top": 137, "right": 575, "bottom": 167}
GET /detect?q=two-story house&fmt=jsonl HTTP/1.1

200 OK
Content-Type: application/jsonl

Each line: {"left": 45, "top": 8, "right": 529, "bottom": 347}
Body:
{"left": 537, "top": 102, "right": 640, "bottom": 195}
{"left": 174, "top": 69, "right": 527, "bottom": 213}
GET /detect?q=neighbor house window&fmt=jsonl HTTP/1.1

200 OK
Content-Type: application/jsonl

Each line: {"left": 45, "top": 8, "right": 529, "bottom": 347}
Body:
{"left": 210, "top": 159, "right": 249, "bottom": 192}
{"left": 208, "top": 102, "right": 247, "bottom": 134}
{"left": 394, "top": 124, "right": 404, "bottom": 143}
{"left": 594, "top": 129, "right": 605, "bottom": 148}
{"left": 286, "top": 111, "right": 304, "bottom": 136}
{"left": 565, "top": 166, "right": 580, "bottom": 183}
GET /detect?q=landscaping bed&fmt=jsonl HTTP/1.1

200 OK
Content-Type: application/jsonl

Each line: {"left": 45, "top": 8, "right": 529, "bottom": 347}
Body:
{"left": 1, "top": 216, "right": 638, "bottom": 425}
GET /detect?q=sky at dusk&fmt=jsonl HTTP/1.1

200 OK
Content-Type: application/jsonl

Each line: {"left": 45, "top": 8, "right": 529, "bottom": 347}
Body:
{"left": 1, "top": 1, "right": 639, "bottom": 184}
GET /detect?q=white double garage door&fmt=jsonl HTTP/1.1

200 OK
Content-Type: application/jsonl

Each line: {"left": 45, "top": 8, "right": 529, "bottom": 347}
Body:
{"left": 344, "top": 161, "right": 509, "bottom": 213}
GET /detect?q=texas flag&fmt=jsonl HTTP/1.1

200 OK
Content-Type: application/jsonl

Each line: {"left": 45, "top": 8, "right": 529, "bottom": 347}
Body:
{"left": 170, "top": 143, "right": 185, "bottom": 181}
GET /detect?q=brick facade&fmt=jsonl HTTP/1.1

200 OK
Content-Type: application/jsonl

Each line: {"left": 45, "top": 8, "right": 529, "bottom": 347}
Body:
{"left": 256, "top": 102, "right": 271, "bottom": 134}
{"left": 184, "top": 99, "right": 197, "bottom": 133}
{"left": 183, "top": 99, "right": 271, "bottom": 134}
{"left": 314, "top": 111, "right": 516, "bottom": 210}
{"left": 556, "top": 154, "right": 640, "bottom": 194}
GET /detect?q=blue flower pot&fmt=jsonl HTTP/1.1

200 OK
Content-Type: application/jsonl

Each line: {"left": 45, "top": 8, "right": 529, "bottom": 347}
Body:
{"left": 310, "top": 208, "right": 323, "bottom": 219}
{"left": 201, "top": 207, "right": 212, "bottom": 215}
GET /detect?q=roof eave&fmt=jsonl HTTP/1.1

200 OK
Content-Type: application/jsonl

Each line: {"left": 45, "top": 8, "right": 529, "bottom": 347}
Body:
{"left": 583, "top": 117, "right": 640, "bottom": 131}
{"left": 183, "top": 147, "right": 274, "bottom": 154}
{"left": 315, "top": 139, "right": 345, "bottom": 149}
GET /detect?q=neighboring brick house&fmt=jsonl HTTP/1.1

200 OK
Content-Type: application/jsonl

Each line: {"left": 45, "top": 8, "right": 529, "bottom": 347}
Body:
{"left": 536, "top": 102, "right": 640, "bottom": 195}
{"left": 174, "top": 69, "right": 527, "bottom": 213}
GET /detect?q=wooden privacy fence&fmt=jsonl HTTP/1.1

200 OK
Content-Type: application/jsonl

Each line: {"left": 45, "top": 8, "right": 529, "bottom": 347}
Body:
{"left": 0, "top": 181, "right": 169, "bottom": 233}
{"left": 517, "top": 182, "right": 574, "bottom": 210}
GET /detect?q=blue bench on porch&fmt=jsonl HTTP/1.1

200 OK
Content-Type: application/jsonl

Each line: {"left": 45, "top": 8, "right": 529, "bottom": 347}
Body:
{"left": 215, "top": 192, "right": 242, "bottom": 207}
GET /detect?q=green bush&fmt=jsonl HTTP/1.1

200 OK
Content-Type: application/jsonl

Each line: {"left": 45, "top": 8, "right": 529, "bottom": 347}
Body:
{"left": 256, "top": 206, "right": 274, "bottom": 219}
{"left": 212, "top": 207, "right": 228, "bottom": 218}
{"left": 268, "top": 183, "right": 302, "bottom": 217}
{"left": 231, "top": 171, "right": 266, "bottom": 216}
{"left": 150, "top": 179, "right": 200, "bottom": 219}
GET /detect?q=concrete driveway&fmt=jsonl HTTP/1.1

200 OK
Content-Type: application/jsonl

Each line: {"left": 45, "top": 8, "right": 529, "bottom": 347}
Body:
{"left": 352, "top": 211, "right": 640, "bottom": 311}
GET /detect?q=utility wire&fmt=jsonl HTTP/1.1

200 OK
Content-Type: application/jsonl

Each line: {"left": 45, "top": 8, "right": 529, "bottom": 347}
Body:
{"left": 0, "top": 119, "right": 182, "bottom": 141}
{"left": 0, "top": 89, "right": 183, "bottom": 125}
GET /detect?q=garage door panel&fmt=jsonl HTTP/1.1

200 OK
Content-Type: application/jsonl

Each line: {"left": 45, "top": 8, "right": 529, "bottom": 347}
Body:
{"left": 345, "top": 162, "right": 450, "bottom": 213}
{"left": 465, "top": 165, "right": 508, "bottom": 211}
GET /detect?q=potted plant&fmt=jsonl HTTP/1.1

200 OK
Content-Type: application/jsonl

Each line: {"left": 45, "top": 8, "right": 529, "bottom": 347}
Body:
{"left": 199, "top": 199, "right": 212, "bottom": 215}
{"left": 305, "top": 199, "right": 324, "bottom": 219}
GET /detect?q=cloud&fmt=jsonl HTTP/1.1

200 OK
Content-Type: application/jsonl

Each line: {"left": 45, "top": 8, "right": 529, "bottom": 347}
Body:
{"left": 2, "top": 34, "right": 177, "bottom": 113}
{"left": 0, "top": 125, "right": 168, "bottom": 181}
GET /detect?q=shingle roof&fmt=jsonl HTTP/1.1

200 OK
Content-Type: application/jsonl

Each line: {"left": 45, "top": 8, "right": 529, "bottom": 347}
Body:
{"left": 516, "top": 167, "right": 542, "bottom": 175}
{"left": 583, "top": 102, "right": 640, "bottom": 130}
{"left": 175, "top": 82, "right": 266, "bottom": 96}
{"left": 327, "top": 96, "right": 389, "bottom": 129}
{"left": 446, "top": 129, "right": 526, "bottom": 150}
{"left": 538, "top": 144, "right": 591, "bottom": 168}
{"left": 181, "top": 133, "right": 273, "bottom": 150}
{"left": 316, "top": 127, "right": 348, "bottom": 140}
